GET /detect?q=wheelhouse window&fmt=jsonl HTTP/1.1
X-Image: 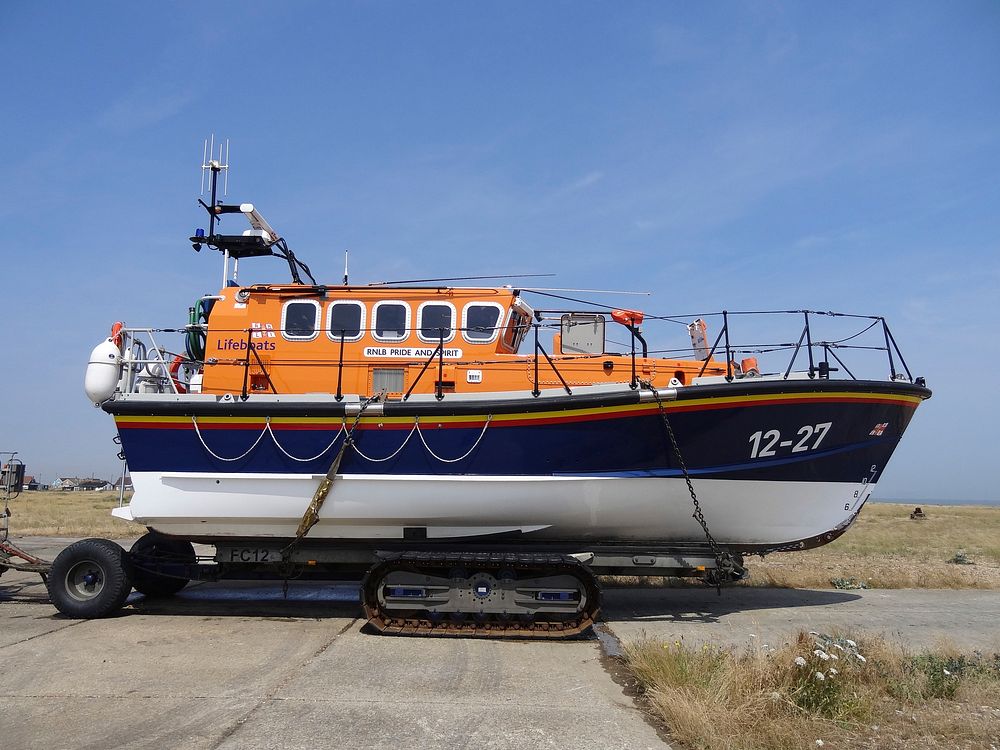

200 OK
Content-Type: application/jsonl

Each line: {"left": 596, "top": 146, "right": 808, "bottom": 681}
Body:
{"left": 372, "top": 301, "right": 410, "bottom": 342}
{"left": 327, "top": 301, "right": 365, "bottom": 342}
{"left": 417, "top": 302, "right": 455, "bottom": 343}
{"left": 462, "top": 303, "right": 504, "bottom": 343}
{"left": 281, "top": 300, "right": 320, "bottom": 340}
{"left": 501, "top": 308, "right": 530, "bottom": 352}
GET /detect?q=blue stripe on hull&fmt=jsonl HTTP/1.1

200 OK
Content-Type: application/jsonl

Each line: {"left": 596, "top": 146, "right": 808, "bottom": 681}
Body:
{"left": 117, "top": 397, "right": 917, "bottom": 484}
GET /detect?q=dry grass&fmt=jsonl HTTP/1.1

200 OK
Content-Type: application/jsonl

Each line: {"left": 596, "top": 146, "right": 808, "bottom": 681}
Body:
{"left": 2, "top": 490, "right": 136, "bottom": 538}
{"left": 749, "top": 502, "right": 1000, "bottom": 590}
{"left": 602, "top": 502, "right": 1000, "bottom": 590}
{"left": 623, "top": 630, "right": 1000, "bottom": 750}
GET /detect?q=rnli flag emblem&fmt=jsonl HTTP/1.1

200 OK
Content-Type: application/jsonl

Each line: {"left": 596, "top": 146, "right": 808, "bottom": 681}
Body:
{"left": 869, "top": 422, "right": 889, "bottom": 436}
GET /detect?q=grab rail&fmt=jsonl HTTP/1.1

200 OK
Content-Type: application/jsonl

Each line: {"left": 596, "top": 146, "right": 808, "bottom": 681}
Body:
{"left": 113, "top": 306, "right": 919, "bottom": 405}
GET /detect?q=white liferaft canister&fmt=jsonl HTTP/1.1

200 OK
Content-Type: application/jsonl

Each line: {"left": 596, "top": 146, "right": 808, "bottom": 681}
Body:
{"left": 84, "top": 338, "right": 122, "bottom": 404}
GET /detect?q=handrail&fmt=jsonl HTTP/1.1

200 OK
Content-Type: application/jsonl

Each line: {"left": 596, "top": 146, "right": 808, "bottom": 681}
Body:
{"left": 240, "top": 328, "right": 278, "bottom": 399}
{"left": 436, "top": 329, "right": 445, "bottom": 401}
{"left": 723, "top": 310, "right": 733, "bottom": 382}
{"left": 697, "top": 322, "right": 727, "bottom": 378}
{"left": 882, "top": 320, "right": 912, "bottom": 381}
{"left": 784, "top": 325, "right": 809, "bottom": 380}
{"left": 112, "top": 305, "right": 918, "bottom": 404}
{"left": 804, "top": 311, "right": 815, "bottom": 378}
{"left": 248, "top": 335, "right": 278, "bottom": 394}
{"left": 825, "top": 345, "right": 855, "bottom": 379}
{"left": 881, "top": 318, "right": 897, "bottom": 381}
{"left": 531, "top": 324, "right": 573, "bottom": 397}
{"left": 630, "top": 326, "right": 637, "bottom": 389}
{"left": 335, "top": 330, "right": 346, "bottom": 401}
{"left": 402, "top": 334, "right": 444, "bottom": 401}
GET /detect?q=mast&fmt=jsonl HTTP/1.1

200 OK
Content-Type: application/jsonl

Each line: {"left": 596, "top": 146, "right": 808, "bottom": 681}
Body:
{"left": 189, "top": 139, "right": 316, "bottom": 286}
{"left": 199, "top": 135, "right": 230, "bottom": 286}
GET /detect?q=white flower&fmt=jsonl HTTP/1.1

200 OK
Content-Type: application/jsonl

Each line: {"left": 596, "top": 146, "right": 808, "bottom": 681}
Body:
{"left": 815, "top": 671, "right": 826, "bottom": 681}
{"left": 829, "top": 667, "right": 838, "bottom": 675}
{"left": 845, "top": 639, "right": 857, "bottom": 648}
{"left": 815, "top": 741, "right": 825, "bottom": 747}
{"left": 829, "top": 653, "right": 839, "bottom": 660}
{"left": 831, "top": 644, "right": 844, "bottom": 651}
{"left": 769, "top": 691, "right": 781, "bottom": 702}
{"left": 795, "top": 656, "right": 807, "bottom": 667}
{"left": 943, "top": 668, "right": 951, "bottom": 676}
{"left": 749, "top": 633, "right": 756, "bottom": 639}
{"left": 855, "top": 654, "right": 867, "bottom": 663}
{"left": 814, "top": 650, "right": 830, "bottom": 661}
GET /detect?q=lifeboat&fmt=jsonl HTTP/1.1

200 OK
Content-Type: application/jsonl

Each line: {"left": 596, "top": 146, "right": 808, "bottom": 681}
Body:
{"left": 55, "top": 154, "right": 930, "bottom": 636}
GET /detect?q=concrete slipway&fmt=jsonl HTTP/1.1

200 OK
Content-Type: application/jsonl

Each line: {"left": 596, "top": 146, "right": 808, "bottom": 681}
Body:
{"left": 2, "top": 537, "right": 998, "bottom": 750}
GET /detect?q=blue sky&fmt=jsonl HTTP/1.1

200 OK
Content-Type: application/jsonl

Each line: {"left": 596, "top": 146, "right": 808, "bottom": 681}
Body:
{"left": 1, "top": 2, "right": 997, "bottom": 500}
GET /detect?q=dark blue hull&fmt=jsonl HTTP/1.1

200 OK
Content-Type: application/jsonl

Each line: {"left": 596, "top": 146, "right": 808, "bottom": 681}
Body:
{"left": 109, "top": 379, "right": 928, "bottom": 486}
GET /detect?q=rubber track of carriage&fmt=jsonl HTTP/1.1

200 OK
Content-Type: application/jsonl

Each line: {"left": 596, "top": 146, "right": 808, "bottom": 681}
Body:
{"left": 361, "top": 551, "right": 602, "bottom": 639}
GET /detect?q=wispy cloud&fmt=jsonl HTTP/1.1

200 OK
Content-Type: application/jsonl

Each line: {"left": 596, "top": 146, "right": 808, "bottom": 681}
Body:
{"left": 548, "top": 170, "right": 604, "bottom": 199}
{"left": 651, "top": 24, "right": 711, "bottom": 65}
{"left": 567, "top": 170, "right": 604, "bottom": 191}
{"left": 97, "top": 88, "right": 196, "bottom": 134}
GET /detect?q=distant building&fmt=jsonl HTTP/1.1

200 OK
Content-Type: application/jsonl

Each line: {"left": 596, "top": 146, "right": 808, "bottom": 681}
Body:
{"left": 53, "top": 477, "right": 112, "bottom": 491}
{"left": 21, "top": 475, "right": 40, "bottom": 491}
{"left": 78, "top": 478, "right": 112, "bottom": 491}
{"left": 113, "top": 475, "right": 133, "bottom": 492}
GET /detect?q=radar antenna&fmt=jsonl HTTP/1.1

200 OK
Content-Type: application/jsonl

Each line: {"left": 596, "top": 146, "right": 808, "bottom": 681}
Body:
{"left": 189, "top": 137, "right": 316, "bottom": 286}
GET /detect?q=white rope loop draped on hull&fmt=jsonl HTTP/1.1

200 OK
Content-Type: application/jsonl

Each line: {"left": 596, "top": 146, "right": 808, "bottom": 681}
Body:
{"left": 189, "top": 414, "right": 492, "bottom": 464}
{"left": 269, "top": 419, "right": 346, "bottom": 463}
{"left": 190, "top": 416, "right": 271, "bottom": 462}
{"left": 415, "top": 414, "right": 492, "bottom": 463}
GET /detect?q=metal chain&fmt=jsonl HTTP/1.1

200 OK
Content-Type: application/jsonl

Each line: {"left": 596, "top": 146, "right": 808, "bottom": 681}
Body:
{"left": 282, "top": 394, "right": 379, "bottom": 558}
{"left": 639, "top": 379, "right": 743, "bottom": 590}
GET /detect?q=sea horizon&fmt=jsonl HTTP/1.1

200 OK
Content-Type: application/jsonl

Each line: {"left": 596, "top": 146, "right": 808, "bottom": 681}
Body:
{"left": 872, "top": 497, "right": 999, "bottom": 507}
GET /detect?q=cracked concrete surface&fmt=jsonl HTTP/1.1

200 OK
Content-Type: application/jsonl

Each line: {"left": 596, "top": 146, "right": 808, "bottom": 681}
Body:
{"left": 1, "top": 538, "right": 665, "bottom": 750}
{"left": 4, "top": 537, "right": 999, "bottom": 749}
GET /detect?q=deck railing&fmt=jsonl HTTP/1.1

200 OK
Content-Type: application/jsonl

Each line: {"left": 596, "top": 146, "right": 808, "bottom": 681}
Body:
{"left": 113, "top": 307, "right": 917, "bottom": 404}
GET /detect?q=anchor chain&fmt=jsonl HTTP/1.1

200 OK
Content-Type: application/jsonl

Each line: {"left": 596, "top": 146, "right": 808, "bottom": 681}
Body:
{"left": 639, "top": 380, "right": 744, "bottom": 591}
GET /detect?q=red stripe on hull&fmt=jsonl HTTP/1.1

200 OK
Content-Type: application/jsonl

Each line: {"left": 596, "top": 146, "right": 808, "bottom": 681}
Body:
{"left": 116, "top": 394, "right": 917, "bottom": 432}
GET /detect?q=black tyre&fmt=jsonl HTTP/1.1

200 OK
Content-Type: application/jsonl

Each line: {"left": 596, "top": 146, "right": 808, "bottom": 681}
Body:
{"left": 47, "top": 538, "right": 133, "bottom": 619}
{"left": 129, "top": 533, "right": 195, "bottom": 597}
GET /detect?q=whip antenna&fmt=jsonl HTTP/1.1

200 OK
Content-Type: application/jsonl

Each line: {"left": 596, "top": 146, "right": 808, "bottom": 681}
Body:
{"left": 370, "top": 273, "right": 555, "bottom": 286}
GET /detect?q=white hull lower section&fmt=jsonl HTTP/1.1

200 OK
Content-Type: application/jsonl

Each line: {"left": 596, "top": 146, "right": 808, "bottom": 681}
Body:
{"left": 113, "top": 471, "right": 875, "bottom": 547}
